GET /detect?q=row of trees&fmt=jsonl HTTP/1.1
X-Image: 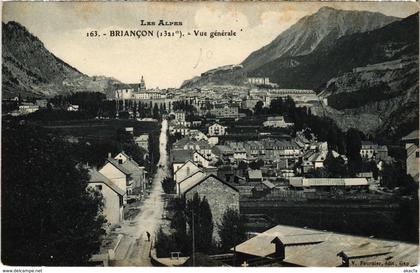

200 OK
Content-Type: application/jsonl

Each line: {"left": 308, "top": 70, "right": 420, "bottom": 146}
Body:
{"left": 2, "top": 122, "right": 105, "bottom": 265}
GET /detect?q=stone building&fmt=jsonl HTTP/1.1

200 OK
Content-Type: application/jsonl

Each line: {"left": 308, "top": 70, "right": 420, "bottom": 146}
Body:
{"left": 181, "top": 174, "right": 240, "bottom": 240}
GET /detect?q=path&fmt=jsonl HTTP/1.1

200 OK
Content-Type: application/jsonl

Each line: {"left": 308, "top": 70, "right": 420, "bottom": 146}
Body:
{"left": 113, "top": 119, "right": 170, "bottom": 266}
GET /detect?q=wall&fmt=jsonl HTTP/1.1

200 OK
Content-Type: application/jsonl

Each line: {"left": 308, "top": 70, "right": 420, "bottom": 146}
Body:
{"left": 185, "top": 176, "right": 239, "bottom": 241}
{"left": 88, "top": 182, "right": 123, "bottom": 226}
{"left": 99, "top": 163, "right": 127, "bottom": 193}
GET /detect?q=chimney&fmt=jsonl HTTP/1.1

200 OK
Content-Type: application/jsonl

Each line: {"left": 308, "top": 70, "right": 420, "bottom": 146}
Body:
{"left": 108, "top": 152, "right": 112, "bottom": 159}
{"left": 271, "top": 237, "right": 285, "bottom": 261}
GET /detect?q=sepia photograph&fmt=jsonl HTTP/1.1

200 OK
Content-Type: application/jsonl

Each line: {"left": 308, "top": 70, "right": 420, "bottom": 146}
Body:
{"left": 1, "top": 1, "right": 419, "bottom": 268}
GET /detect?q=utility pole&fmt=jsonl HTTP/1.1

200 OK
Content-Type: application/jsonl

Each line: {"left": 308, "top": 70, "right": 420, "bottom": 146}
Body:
{"left": 233, "top": 224, "right": 237, "bottom": 267}
{"left": 192, "top": 210, "right": 195, "bottom": 267}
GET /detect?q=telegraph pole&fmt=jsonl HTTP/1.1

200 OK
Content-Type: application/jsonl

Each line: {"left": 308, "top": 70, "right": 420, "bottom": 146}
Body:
{"left": 192, "top": 210, "right": 195, "bottom": 267}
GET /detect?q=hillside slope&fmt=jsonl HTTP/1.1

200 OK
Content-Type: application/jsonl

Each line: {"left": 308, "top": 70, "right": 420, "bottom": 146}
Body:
{"left": 314, "top": 13, "right": 419, "bottom": 140}
{"left": 2, "top": 21, "right": 120, "bottom": 98}
{"left": 242, "top": 6, "right": 398, "bottom": 72}
{"left": 181, "top": 7, "right": 399, "bottom": 89}
{"left": 253, "top": 12, "right": 417, "bottom": 91}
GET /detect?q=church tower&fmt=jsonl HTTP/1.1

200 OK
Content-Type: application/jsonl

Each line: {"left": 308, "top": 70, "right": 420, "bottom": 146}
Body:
{"left": 139, "top": 75, "right": 146, "bottom": 91}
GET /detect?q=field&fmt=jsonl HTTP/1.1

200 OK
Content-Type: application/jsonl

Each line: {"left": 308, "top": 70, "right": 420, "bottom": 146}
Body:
{"left": 32, "top": 119, "right": 160, "bottom": 139}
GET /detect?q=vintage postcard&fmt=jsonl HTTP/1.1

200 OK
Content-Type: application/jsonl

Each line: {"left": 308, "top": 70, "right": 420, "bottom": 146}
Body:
{"left": 1, "top": 1, "right": 419, "bottom": 269}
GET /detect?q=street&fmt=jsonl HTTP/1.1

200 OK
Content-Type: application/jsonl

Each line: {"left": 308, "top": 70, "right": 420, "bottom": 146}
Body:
{"left": 113, "top": 119, "right": 169, "bottom": 266}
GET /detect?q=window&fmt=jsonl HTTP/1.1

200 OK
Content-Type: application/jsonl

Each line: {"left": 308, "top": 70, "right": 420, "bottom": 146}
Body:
{"left": 416, "top": 151, "right": 419, "bottom": 158}
{"left": 95, "top": 185, "right": 103, "bottom": 191}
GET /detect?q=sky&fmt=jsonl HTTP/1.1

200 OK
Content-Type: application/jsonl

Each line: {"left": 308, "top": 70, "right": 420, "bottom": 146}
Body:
{"left": 2, "top": 1, "right": 419, "bottom": 88}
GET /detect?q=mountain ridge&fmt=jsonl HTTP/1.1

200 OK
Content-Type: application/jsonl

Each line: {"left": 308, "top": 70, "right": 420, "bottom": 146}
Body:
{"left": 2, "top": 21, "right": 121, "bottom": 98}
{"left": 242, "top": 7, "right": 400, "bottom": 72}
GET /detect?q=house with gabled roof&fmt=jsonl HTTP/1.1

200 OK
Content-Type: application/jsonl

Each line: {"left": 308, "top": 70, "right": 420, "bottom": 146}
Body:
{"left": 171, "top": 149, "right": 194, "bottom": 174}
{"left": 192, "top": 150, "right": 211, "bottom": 168}
{"left": 114, "top": 152, "right": 147, "bottom": 193}
{"left": 87, "top": 169, "right": 124, "bottom": 226}
{"left": 181, "top": 174, "right": 240, "bottom": 241}
{"left": 174, "top": 160, "right": 201, "bottom": 184}
{"left": 99, "top": 156, "right": 134, "bottom": 202}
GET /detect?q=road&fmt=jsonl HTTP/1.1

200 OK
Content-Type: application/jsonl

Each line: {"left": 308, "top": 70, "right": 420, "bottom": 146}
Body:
{"left": 113, "top": 119, "right": 169, "bottom": 266}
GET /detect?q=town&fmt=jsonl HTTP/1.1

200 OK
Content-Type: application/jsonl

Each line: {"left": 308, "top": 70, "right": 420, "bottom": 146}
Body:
{"left": 2, "top": 3, "right": 419, "bottom": 268}
{"left": 3, "top": 75, "right": 418, "bottom": 267}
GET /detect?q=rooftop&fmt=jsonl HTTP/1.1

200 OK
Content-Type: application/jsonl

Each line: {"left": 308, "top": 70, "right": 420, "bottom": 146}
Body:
{"left": 235, "top": 225, "right": 419, "bottom": 267}
{"left": 88, "top": 169, "right": 125, "bottom": 196}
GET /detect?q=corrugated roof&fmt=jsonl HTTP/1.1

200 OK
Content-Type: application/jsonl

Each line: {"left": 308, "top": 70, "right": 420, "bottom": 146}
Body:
{"left": 235, "top": 225, "right": 419, "bottom": 267}
{"left": 301, "top": 178, "right": 368, "bottom": 187}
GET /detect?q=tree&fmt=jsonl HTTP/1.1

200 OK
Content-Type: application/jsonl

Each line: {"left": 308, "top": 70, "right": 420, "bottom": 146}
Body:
{"left": 253, "top": 101, "right": 264, "bottom": 115}
{"left": 218, "top": 208, "right": 247, "bottom": 252}
{"left": 155, "top": 227, "right": 175, "bottom": 258}
{"left": 185, "top": 193, "right": 213, "bottom": 253}
{"left": 249, "top": 159, "right": 264, "bottom": 170}
{"left": 153, "top": 103, "right": 159, "bottom": 119}
{"left": 346, "top": 128, "right": 363, "bottom": 174}
{"left": 2, "top": 124, "right": 105, "bottom": 265}
{"left": 324, "top": 151, "right": 347, "bottom": 178}
{"left": 162, "top": 177, "right": 176, "bottom": 194}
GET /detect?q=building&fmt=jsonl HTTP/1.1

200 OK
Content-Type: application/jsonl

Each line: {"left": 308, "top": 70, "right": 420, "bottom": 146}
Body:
{"left": 171, "top": 149, "right": 195, "bottom": 174}
{"left": 174, "top": 160, "right": 201, "bottom": 185}
{"left": 172, "top": 137, "right": 213, "bottom": 157}
{"left": 360, "top": 141, "right": 389, "bottom": 161}
{"left": 35, "top": 99, "right": 48, "bottom": 108}
{"left": 247, "top": 169, "right": 263, "bottom": 182}
{"left": 289, "top": 177, "right": 368, "bottom": 191}
{"left": 88, "top": 169, "right": 124, "bottom": 226}
{"left": 170, "top": 124, "right": 191, "bottom": 136}
{"left": 174, "top": 110, "right": 186, "bottom": 122}
{"left": 180, "top": 174, "right": 240, "bottom": 240}
{"left": 114, "top": 152, "right": 147, "bottom": 193}
{"left": 251, "top": 180, "right": 276, "bottom": 198}
{"left": 208, "top": 122, "right": 227, "bottom": 136}
{"left": 402, "top": 130, "right": 419, "bottom": 182}
{"left": 193, "top": 151, "right": 211, "bottom": 168}
{"left": 189, "top": 130, "right": 208, "bottom": 141}
{"left": 263, "top": 116, "right": 294, "bottom": 128}
{"left": 248, "top": 77, "right": 270, "bottom": 85}
{"left": 210, "top": 105, "right": 239, "bottom": 119}
{"left": 234, "top": 225, "right": 418, "bottom": 267}
{"left": 135, "top": 134, "right": 149, "bottom": 152}
{"left": 99, "top": 156, "right": 134, "bottom": 201}
{"left": 67, "top": 104, "right": 79, "bottom": 111}
{"left": 241, "top": 98, "right": 260, "bottom": 110}
{"left": 18, "top": 103, "right": 39, "bottom": 114}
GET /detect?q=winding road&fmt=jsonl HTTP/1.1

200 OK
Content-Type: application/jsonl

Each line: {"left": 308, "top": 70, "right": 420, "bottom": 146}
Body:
{"left": 113, "top": 119, "right": 169, "bottom": 266}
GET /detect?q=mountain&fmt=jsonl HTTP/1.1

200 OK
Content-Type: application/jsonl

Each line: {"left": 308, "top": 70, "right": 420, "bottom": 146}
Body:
{"left": 315, "top": 13, "right": 419, "bottom": 140}
{"left": 2, "top": 21, "right": 120, "bottom": 98}
{"left": 181, "top": 7, "right": 399, "bottom": 89}
{"left": 243, "top": 6, "right": 398, "bottom": 72}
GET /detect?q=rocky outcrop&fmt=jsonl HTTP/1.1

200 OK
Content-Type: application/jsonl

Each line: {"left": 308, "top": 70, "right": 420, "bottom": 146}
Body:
{"left": 317, "top": 55, "right": 418, "bottom": 140}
